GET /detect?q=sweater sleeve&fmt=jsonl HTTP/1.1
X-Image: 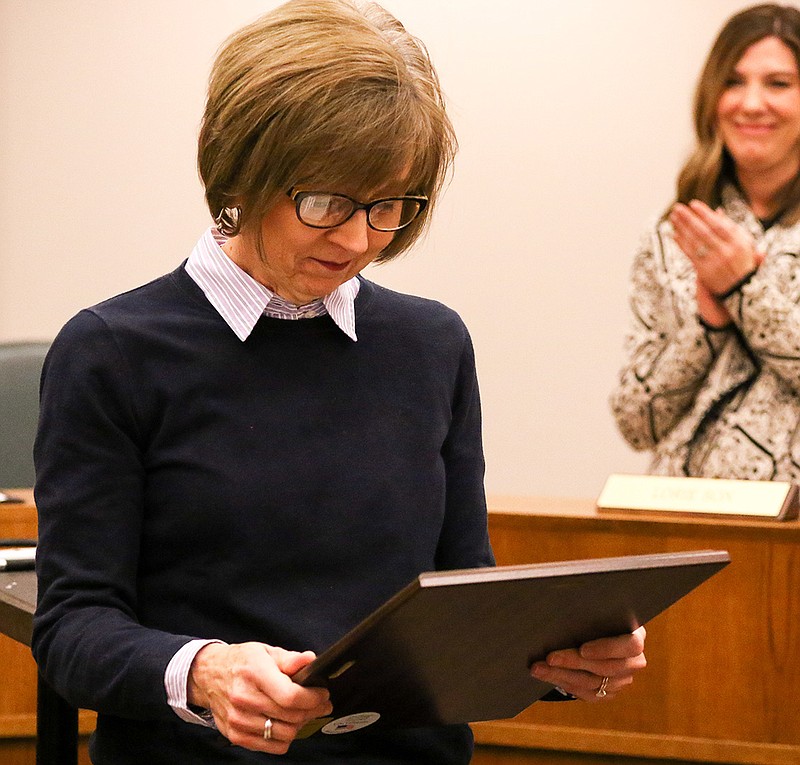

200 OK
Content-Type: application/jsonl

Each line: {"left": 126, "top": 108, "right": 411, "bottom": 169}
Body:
{"left": 32, "top": 310, "right": 193, "bottom": 720}
{"left": 609, "top": 227, "right": 728, "bottom": 451}
{"left": 434, "top": 322, "right": 495, "bottom": 571}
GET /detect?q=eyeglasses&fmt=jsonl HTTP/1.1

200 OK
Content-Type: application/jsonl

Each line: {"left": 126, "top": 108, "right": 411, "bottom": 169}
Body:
{"left": 288, "top": 189, "right": 428, "bottom": 232}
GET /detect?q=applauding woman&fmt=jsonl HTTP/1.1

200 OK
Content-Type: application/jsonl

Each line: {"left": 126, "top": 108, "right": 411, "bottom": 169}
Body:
{"left": 611, "top": 4, "right": 800, "bottom": 480}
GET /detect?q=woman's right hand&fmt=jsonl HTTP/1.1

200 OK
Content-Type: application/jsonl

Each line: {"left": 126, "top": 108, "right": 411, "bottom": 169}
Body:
{"left": 188, "top": 642, "right": 333, "bottom": 754}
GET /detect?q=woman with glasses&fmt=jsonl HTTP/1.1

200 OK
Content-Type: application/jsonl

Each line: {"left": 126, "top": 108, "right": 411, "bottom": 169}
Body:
{"left": 33, "top": 1, "right": 645, "bottom": 763}
{"left": 612, "top": 3, "right": 800, "bottom": 481}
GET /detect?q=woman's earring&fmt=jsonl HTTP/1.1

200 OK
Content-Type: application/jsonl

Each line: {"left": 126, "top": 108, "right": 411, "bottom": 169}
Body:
{"left": 215, "top": 206, "right": 242, "bottom": 237}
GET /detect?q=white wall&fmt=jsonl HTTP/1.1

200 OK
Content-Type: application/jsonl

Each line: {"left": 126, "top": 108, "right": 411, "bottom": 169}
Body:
{"left": 0, "top": 0, "right": 755, "bottom": 497}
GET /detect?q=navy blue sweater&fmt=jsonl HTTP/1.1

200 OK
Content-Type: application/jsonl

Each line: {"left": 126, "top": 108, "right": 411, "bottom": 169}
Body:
{"left": 33, "top": 266, "right": 494, "bottom": 764}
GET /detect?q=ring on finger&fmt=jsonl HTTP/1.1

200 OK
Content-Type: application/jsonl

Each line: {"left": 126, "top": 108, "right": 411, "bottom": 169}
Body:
{"left": 263, "top": 717, "right": 273, "bottom": 741}
{"left": 595, "top": 676, "right": 610, "bottom": 699}
{"left": 696, "top": 245, "right": 709, "bottom": 258}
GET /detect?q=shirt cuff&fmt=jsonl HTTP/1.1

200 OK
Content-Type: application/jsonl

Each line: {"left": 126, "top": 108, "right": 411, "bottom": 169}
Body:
{"left": 164, "top": 638, "right": 226, "bottom": 726}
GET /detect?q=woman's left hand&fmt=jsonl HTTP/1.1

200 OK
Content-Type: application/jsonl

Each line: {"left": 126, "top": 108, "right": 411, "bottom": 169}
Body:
{"left": 530, "top": 625, "right": 647, "bottom": 701}
{"left": 696, "top": 279, "right": 732, "bottom": 328}
{"left": 669, "top": 200, "right": 761, "bottom": 296}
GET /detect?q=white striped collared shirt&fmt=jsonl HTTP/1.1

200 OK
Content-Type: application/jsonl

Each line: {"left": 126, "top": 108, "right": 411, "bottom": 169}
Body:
{"left": 184, "top": 226, "right": 360, "bottom": 342}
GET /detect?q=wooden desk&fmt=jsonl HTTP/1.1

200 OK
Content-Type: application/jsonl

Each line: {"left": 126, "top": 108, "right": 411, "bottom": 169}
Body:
{"left": 472, "top": 496, "right": 800, "bottom": 765}
{"left": 5, "top": 492, "right": 798, "bottom": 764}
{"left": 0, "top": 490, "right": 93, "bottom": 765}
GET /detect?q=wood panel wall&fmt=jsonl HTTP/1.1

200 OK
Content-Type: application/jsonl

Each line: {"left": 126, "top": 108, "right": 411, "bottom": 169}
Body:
{"left": 471, "top": 496, "right": 800, "bottom": 765}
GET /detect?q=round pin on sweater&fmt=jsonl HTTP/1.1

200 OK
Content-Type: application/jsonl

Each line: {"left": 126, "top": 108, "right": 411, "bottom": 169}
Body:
{"left": 321, "top": 712, "right": 380, "bottom": 734}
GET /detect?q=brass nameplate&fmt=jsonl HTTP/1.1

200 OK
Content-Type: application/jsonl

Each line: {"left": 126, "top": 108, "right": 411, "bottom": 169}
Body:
{"left": 597, "top": 473, "right": 799, "bottom": 521}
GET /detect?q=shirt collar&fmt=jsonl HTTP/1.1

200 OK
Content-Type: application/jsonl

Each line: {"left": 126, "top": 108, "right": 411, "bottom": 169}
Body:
{"left": 185, "top": 227, "right": 359, "bottom": 342}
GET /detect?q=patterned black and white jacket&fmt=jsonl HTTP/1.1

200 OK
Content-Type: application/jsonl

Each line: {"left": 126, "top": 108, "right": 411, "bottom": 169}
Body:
{"left": 610, "top": 185, "right": 800, "bottom": 480}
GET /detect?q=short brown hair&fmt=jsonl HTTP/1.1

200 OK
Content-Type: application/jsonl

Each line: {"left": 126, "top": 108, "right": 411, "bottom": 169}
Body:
{"left": 198, "top": 0, "right": 457, "bottom": 261}
{"left": 676, "top": 4, "right": 800, "bottom": 222}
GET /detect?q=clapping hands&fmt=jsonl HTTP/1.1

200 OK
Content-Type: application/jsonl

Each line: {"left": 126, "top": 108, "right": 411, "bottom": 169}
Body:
{"left": 669, "top": 200, "right": 763, "bottom": 328}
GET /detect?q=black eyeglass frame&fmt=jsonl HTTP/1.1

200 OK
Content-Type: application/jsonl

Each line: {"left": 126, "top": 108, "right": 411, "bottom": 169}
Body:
{"left": 288, "top": 189, "right": 429, "bottom": 232}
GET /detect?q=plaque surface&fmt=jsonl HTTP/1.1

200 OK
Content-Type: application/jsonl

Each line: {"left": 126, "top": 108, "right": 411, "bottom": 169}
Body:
{"left": 294, "top": 550, "right": 730, "bottom": 733}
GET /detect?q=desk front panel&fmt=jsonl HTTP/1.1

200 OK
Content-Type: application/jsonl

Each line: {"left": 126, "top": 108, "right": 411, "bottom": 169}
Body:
{"left": 0, "top": 492, "right": 38, "bottom": 739}
{"left": 0, "top": 491, "right": 93, "bottom": 764}
{"left": 472, "top": 496, "right": 800, "bottom": 765}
